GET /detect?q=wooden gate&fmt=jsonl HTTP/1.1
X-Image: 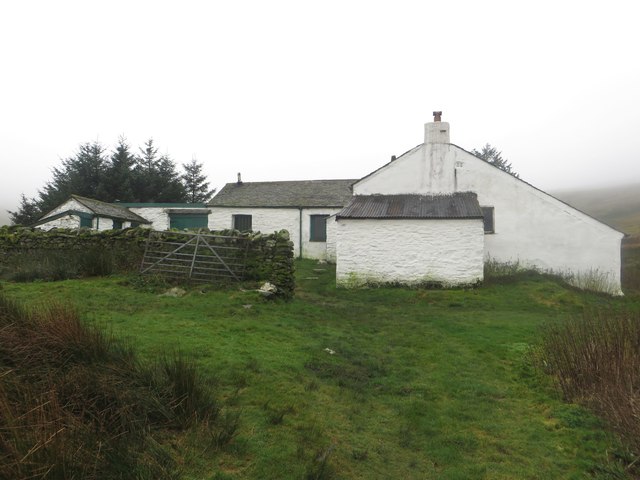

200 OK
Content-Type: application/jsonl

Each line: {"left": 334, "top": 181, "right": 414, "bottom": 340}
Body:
{"left": 140, "top": 231, "right": 249, "bottom": 283}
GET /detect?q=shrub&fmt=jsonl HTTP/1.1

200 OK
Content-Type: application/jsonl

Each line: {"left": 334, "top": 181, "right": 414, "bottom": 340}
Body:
{"left": 538, "top": 309, "right": 640, "bottom": 457}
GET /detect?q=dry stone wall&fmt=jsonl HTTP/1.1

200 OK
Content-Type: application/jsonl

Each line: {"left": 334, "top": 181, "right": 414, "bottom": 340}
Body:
{"left": 0, "top": 226, "right": 295, "bottom": 298}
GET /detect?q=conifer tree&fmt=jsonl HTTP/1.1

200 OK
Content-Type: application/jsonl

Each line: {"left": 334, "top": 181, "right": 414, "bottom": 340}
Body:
{"left": 472, "top": 144, "right": 519, "bottom": 178}
{"left": 8, "top": 194, "right": 40, "bottom": 225}
{"left": 182, "top": 158, "right": 215, "bottom": 203}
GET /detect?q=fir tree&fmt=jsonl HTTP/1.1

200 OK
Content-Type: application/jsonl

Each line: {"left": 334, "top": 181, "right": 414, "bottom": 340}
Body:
{"left": 8, "top": 194, "right": 41, "bottom": 225}
{"left": 182, "top": 158, "right": 215, "bottom": 203}
{"left": 472, "top": 144, "right": 519, "bottom": 178}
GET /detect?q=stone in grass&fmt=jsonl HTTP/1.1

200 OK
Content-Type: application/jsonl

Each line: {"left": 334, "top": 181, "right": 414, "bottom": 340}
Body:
{"left": 258, "top": 282, "right": 278, "bottom": 298}
{"left": 160, "top": 287, "right": 187, "bottom": 297}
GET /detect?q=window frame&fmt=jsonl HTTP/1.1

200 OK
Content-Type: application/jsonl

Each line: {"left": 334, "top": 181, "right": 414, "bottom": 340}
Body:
{"left": 232, "top": 214, "right": 253, "bottom": 232}
{"left": 309, "top": 214, "right": 329, "bottom": 242}
{"left": 481, "top": 206, "right": 495, "bottom": 234}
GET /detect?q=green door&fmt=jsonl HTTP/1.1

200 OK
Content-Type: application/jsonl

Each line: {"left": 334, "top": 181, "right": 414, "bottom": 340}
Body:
{"left": 169, "top": 214, "right": 208, "bottom": 230}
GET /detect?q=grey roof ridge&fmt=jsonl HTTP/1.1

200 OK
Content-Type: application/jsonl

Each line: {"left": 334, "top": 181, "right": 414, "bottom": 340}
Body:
{"left": 216, "top": 178, "right": 359, "bottom": 186}
{"left": 70, "top": 195, "right": 150, "bottom": 223}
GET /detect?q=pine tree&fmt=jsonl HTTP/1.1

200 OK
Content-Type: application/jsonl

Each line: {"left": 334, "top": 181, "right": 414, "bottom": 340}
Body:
{"left": 182, "top": 158, "right": 215, "bottom": 203}
{"left": 10, "top": 137, "right": 209, "bottom": 224}
{"left": 132, "top": 139, "right": 186, "bottom": 202}
{"left": 8, "top": 194, "right": 41, "bottom": 225}
{"left": 37, "top": 141, "right": 109, "bottom": 213}
{"left": 105, "top": 136, "right": 136, "bottom": 202}
{"left": 472, "top": 144, "right": 519, "bottom": 178}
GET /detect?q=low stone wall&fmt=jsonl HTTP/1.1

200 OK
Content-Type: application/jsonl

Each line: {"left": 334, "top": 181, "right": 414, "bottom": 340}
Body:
{"left": 0, "top": 226, "right": 295, "bottom": 298}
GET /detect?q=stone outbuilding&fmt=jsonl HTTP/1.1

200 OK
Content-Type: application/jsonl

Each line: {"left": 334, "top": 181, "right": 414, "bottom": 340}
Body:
{"left": 335, "top": 192, "right": 485, "bottom": 286}
{"left": 34, "top": 195, "right": 210, "bottom": 231}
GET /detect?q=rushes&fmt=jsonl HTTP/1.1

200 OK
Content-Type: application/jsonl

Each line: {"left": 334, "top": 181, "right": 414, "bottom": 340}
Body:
{"left": 0, "top": 293, "right": 227, "bottom": 480}
{"left": 538, "top": 309, "right": 640, "bottom": 455}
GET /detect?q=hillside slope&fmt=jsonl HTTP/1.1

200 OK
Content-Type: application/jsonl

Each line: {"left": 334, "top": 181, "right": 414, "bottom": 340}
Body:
{"left": 553, "top": 183, "right": 640, "bottom": 236}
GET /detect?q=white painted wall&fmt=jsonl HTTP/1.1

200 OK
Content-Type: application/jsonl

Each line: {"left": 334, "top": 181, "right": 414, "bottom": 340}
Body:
{"left": 301, "top": 207, "right": 343, "bottom": 260}
{"left": 208, "top": 207, "right": 342, "bottom": 259}
{"left": 351, "top": 125, "right": 624, "bottom": 293}
{"left": 354, "top": 143, "right": 461, "bottom": 195}
{"left": 93, "top": 217, "right": 114, "bottom": 231}
{"left": 38, "top": 199, "right": 90, "bottom": 230}
{"left": 336, "top": 219, "right": 484, "bottom": 286}
{"left": 454, "top": 150, "right": 624, "bottom": 293}
{"left": 325, "top": 215, "right": 338, "bottom": 262}
{"left": 38, "top": 214, "right": 81, "bottom": 230}
{"left": 128, "top": 207, "right": 168, "bottom": 230}
{"left": 41, "top": 198, "right": 91, "bottom": 219}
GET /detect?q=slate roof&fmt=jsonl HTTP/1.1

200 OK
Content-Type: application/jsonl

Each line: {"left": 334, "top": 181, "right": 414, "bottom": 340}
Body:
{"left": 71, "top": 195, "right": 150, "bottom": 223}
{"left": 336, "top": 192, "right": 483, "bottom": 220}
{"left": 209, "top": 180, "right": 357, "bottom": 208}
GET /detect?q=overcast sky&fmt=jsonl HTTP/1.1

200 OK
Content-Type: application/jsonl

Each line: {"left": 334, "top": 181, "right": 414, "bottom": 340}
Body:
{"left": 1, "top": 0, "right": 639, "bottom": 225}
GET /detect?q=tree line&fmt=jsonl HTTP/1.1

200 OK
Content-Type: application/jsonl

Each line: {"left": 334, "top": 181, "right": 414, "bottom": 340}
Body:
{"left": 9, "top": 137, "right": 215, "bottom": 225}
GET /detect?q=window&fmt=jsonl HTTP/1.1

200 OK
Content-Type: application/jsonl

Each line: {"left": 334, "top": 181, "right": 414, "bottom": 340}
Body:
{"left": 310, "top": 214, "right": 329, "bottom": 242}
{"left": 481, "top": 207, "right": 495, "bottom": 234}
{"left": 233, "top": 214, "right": 252, "bottom": 232}
{"left": 79, "top": 216, "right": 92, "bottom": 228}
{"left": 112, "top": 219, "right": 123, "bottom": 230}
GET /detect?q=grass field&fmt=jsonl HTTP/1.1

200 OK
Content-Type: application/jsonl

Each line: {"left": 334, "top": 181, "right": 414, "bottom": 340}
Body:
{"left": 3, "top": 261, "right": 640, "bottom": 479}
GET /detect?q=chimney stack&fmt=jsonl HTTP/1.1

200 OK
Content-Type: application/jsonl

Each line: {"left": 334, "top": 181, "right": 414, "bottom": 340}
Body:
{"left": 425, "top": 111, "right": 450, "bottom": 144}
{"left": 237, "top": 172, "right": 243, "bottom": 185}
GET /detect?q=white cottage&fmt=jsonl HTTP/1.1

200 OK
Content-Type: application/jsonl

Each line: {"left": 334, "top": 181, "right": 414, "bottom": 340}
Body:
{"left": 34, "top": 195, "right": 211, "bottom": 231}
{"left": 334, "top": 115, "right": 624, "bottom": 293}
{"left": 208, "top": 178, "right": 355, "bottom": 259}
{"left": 34, "top": 195, "right": 151, "bottom": 230}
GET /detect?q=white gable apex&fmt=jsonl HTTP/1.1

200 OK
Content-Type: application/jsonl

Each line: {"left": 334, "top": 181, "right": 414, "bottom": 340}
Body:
{"left": 354, "top": 142, "right": 472, "bottom": 195}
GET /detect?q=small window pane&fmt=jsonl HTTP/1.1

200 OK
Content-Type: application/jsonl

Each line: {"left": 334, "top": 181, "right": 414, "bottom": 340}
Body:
{"left": 482, "top": 207, "right": 494, "bottom": 234}
{"left": 113, "top": 219, "right": 123, "bottom": 230}
{"left": 233, "top": 214, "right": 252, "bottom": 232}
{"left": 310, "top": 214, "right": 329, "bottom": 242}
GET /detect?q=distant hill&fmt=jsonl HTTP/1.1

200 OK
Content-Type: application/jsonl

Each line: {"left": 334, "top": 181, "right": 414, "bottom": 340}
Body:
{"left": 552, "top": 183, "right": 640, "bottom": 236}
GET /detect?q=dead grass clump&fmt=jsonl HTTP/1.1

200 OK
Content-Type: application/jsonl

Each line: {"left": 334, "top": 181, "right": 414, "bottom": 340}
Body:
{"left": 538, "top": 309, "right": 640, "bottom": 455}
{"left": 0, "top": 293, "right": 223, "bottom": 480}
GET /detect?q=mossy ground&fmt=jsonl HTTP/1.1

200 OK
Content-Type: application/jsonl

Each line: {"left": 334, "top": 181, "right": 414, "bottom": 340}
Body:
{"left": 3, "top": 260, "right": 640, "bottom": 479}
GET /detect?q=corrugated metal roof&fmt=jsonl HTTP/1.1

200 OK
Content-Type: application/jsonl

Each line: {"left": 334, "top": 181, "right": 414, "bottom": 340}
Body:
{"left": 209, "top": 179, "right": 357, "bottom": 208}
{"left": 72, "top": 195, "right": 150, "bottom": 223}
{"left": 336, "top": 192, "right": 483, "bottom": 219}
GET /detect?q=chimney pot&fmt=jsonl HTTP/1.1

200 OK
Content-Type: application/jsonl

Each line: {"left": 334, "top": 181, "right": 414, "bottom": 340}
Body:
{"left": 433, "top": 111, "right": 443, "bottom": 122}
{"left": 237, "top": 172, "right": 243, "bottom": 184}
{"left": 391, "top": 155, "right": 397, "bottom": 162}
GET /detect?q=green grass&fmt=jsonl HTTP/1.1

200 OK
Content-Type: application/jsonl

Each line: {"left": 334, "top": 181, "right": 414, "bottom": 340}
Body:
{"left": 2, "top": 261, "right": 640, "bottom": 479}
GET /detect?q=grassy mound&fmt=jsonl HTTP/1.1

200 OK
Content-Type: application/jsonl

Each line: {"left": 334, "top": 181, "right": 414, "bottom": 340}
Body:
{"left": 0, "top": 294, "right": 226, "bottom": 480}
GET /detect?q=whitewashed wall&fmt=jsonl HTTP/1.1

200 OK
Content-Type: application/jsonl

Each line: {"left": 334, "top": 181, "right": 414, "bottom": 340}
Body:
{"left": 93, "top": 217, "right": 112, "bottom": 230}
{"left": 454, "top": 150, "right": 624, "bottom": 293}
{"left": 128, "top": 207, "right": 168, "bottom": 230}
{"left": 38, "top": 199, "right": 90, "bottom": 230}
{"left": 352, "top": 132, "right": 624, "bottom": 294}
{"left": 208, "top": 207, "right": 342, "bottom": 259}
{"left": 38, "top": 214, "right": 82, "bottom": 230}
{"left": 301, "top": 207, "right": 343, "bottom": 260}
{"left": 325, "top": 215, "right": 338, "bottom": 262}
{"left": 41, "top": 199, "right": 92, "bottom": 219}
{"left": 336, "top": 218, "right": 484, "bottom": 286}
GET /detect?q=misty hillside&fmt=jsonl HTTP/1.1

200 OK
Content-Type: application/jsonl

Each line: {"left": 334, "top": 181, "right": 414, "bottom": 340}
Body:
{"left": 553, "top": 183, "right": 640, "bottom": 236}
